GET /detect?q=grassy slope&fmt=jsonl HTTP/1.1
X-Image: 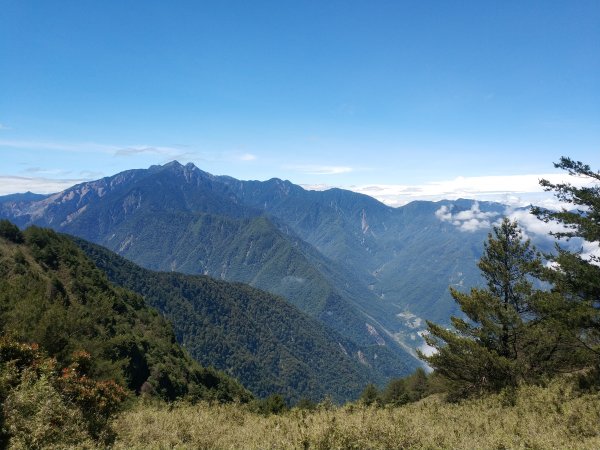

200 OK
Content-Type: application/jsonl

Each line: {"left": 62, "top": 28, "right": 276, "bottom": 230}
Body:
{"left": 111, "top": 379, "right": 600, "bottom": 449}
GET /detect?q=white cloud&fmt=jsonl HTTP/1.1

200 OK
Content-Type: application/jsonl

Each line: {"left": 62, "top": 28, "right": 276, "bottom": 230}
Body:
{"left": 0, "top": 175, "right": 91, "bottom": 195}
{"left": 79, "top": 170, "right": 105, "bottom": 179}
{"left": 433, "top": 200, "right": 600, "bottom": 265}
{"left": 417, "top": 330, "right": 437, "bottom": 357}
{"left": 300, "top": 183, "right": 331, "bottom": 191}
{"left": 330, "top": 173, "right": 593, "bottom": 207}
{"left": 286, "top": 165, "right": 353, "bottom": 175}
{"left": 581, "top": 241, "right": 600, "bottom": 264}
{"left": 113, "top": 146, "right": 197, "bottom": 160}
{"left": 504, "top": 208, "right": 569, "bottom": 237}
{"left": 21, "top": 167, "right": 72, "bottom": 176}
{"left": 0, "top": 124, "right": 10, "bottom": 131}
{"left": 435, "top": 205, "right": 453, "bottom": 221}
{"left": 435, "top": 202, "right": 499, "bottom": 232}
{"left": 0, "top": 139, "right": 115, "bottom": 153}
{"left": 238, "top": 153, "right": 257, "bottom": 161}
{"left": 113, "top": 146, "right": 165, "bottom": 156}
{"left": 435, "top": 200, "right": 573, "bottom": 237}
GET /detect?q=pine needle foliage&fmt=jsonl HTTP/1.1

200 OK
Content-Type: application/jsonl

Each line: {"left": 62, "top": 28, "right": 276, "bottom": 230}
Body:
{"left": 421, "top": 157, "right": 600, "bottom": 399}
{"left": 420, "top": 218, "right": 551, "bottom": 397}
{"left": 532, "top": 157, "right": 600, "bottom": 377}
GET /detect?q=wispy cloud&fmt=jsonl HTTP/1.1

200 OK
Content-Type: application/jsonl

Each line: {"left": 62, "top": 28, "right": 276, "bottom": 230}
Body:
{"left": 304, "top": 172, "right": 596, "bottom": 238}
{"left": 0, "top": 139, "right": 192, "bottom": 161}
{"left": 0, "top": 138, "right": 261, "bottom": 168}
{"left": 0, "top": 175, "right": 92, "bottom": 195}
{"left": 79, "top": 170, "right": 105, "bottom": 179}
{"left": 0, "top": 124, "right": 10, "bottom": 131}
{"left": 238, "top": 153, "right": 257, "bottom": 161}
{"left": 113, "top": 146, "right": 164, "bottom": 156}
{"left": 113, "top": 145, "right": 188, "bottom": 158}
{"left": 286, "top": 165, "right": 354, "bottom": 175}
{"left": 431, "top": 199, "right": 600, "bottom": 264}
{"left": 299, "top": 183, "right": 331, "bottom": 191}
{"left": 20, "top": 167, "right": 77, "bottom": 177}
{"left": 0, "top": 139, "right": 115, "bottom": 153}
{"left": 433, "top": 199, "right": 571, "bottom": 236}
{"left": 503, "top": 208, "right": 569, "bottom": 237}
{"left": 505, "top": 208, "right": 600, "bottom": 266}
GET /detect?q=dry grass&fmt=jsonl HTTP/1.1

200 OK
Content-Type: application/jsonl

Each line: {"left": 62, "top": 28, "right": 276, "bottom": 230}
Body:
{"left": 110, "top": 380, "right": 600, "bottom": 449}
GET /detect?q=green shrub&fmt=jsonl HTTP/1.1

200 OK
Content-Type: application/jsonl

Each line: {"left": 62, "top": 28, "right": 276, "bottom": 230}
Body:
{"left": 252, "top": 393, "right": 288, "bottom": 415}
{"left": 0, "top": 338, "right": 127, "bottom": 449}
{"left": 3, "top": 372, "right": 92, "bottom": 449}
{"left": 0, "top": 221, "right": 23, "bottom": 244}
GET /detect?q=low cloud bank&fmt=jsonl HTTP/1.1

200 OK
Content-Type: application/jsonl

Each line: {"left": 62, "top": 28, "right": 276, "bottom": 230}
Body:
{"left": 336, "top": 173, "right": 594, "bottom": 208}
{"left": 434, "top": 201, "right": 600, "bottom": 265}
{"left": 435, "top": 202, "right": 499, "bottom": 232}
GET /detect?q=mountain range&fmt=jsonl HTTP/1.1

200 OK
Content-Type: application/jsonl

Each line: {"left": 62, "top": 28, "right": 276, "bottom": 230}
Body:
{"left": 0, "top": 161, "right": 525, "bottom": 388}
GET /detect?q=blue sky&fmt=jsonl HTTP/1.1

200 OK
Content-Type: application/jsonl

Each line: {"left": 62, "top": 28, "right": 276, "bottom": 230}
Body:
{"left": 1, "top": 1, "right": 599, "bottom": 205}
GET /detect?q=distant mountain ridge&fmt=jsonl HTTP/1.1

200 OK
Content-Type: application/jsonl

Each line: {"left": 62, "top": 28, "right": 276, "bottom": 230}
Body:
{"left": 0, "top": 161, "right": 512, "bottom": 375}
{"left": 215, "top": 172, "right": 511, "bottom": 329}
{"left": 0, "top": 191, "right": 49, "bottom": 203}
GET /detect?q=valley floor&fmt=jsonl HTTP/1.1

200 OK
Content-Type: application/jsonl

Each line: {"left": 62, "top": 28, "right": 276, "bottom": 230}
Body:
{"left": 109, "top": 380, "right": 600, "bottom": 450}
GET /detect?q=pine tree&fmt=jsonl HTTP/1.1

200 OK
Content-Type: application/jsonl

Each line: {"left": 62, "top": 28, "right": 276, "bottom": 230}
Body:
{"left": 419, "top": 218, "right": 544, "bottom": 397}
{"left": 405, "top": 367, "right": 428, "bottom": 401}
{"left": 532, "top": 157, "right": 600, "bottom": 375}
{"left": 380, "top": 368, "right": 429, "bottom": 406}
{"left": 533, "top": 157, "right": 600, "bottom": 244}
{"left": 381, "top": 378, "right": 409, "bottom": 406}
{"left": 420, "top": 159, "right": 600, "bottom": 398}
{"left": 359, "top": 383, "right": 380, "bottom": 406}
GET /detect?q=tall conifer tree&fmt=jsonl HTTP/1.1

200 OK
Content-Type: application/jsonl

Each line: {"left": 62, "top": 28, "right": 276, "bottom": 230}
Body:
{"left": 532, "top": 157, "right": 600, "bottom": 375}
{"left": 420, "top": 218, "right": 544, "bottom": 397}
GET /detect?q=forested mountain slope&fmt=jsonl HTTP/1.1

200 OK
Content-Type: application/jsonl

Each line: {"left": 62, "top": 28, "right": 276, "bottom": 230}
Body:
{"left": 220, "top": 177, "right": 504, "bottom": 324}
{"left": 0, "top": 221, "right": 250, "bottom": 403}
{"left": 75, "top": 237, "right": 388, "bottom": 402}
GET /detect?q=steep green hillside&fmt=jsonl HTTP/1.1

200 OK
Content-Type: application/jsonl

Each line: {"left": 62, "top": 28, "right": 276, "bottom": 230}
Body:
{"left": 99, "top": 209, "right": 408, "bottom": 357}
{"left": 76, "top": 237, "right": 398, "bottom": 402}
{"left": 0, "top": 221, "right": 251, "bottom": 403}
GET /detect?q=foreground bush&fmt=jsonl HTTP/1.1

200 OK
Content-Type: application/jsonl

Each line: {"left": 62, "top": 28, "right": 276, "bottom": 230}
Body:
{"left": 0, "top": 338, "right": 127, "bottom": 449}
{"left": 110, "top": 379, "right": 600, "bottom": 449}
